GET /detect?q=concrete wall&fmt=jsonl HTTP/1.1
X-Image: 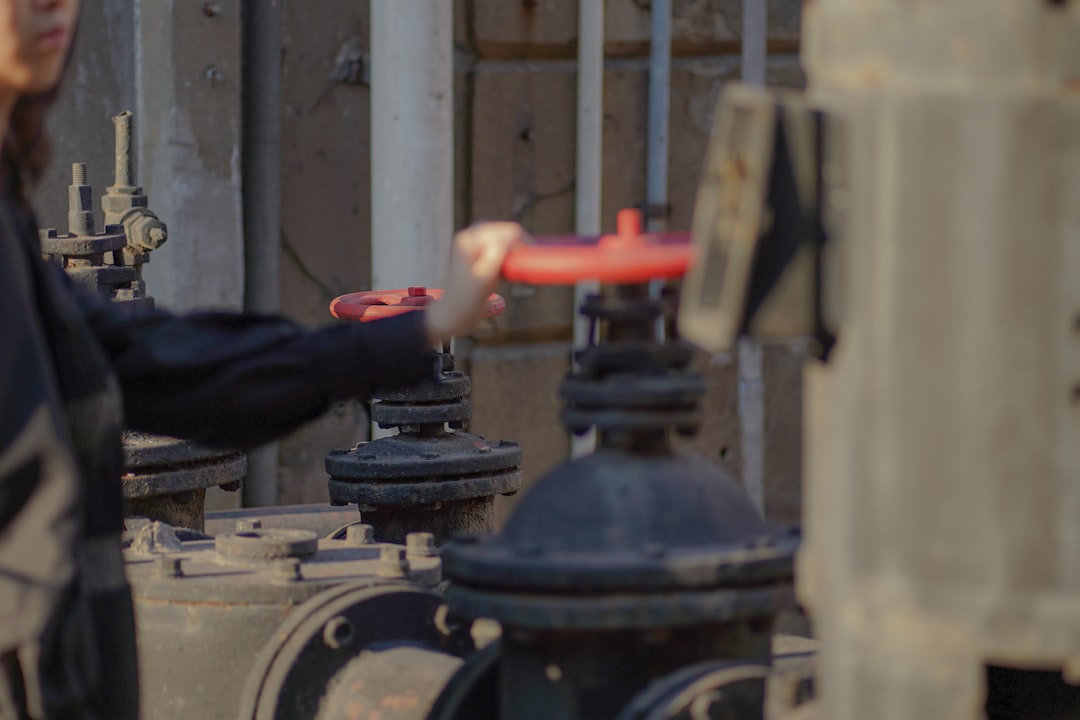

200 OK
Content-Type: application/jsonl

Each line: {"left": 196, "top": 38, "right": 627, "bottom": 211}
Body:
{"left": 33, "top": 0, "right": 807, "bottom": 524}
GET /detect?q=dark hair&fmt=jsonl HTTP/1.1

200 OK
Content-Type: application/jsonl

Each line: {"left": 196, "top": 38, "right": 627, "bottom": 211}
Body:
{"left": 4, "top": 90, "right": 58, "bottom": 204}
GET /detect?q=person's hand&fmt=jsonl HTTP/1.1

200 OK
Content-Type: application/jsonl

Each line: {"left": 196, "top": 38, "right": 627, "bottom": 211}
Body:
{"left": 424, "top": 222, "right": 525, "bottom": 344}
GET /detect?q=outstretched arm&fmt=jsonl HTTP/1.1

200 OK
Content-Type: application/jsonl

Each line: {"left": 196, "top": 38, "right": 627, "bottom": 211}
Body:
{"left": 62, "top": 221, "right": 523, "bottom": 449}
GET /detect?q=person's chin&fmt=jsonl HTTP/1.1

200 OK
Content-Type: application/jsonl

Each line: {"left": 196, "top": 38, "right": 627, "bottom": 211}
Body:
{"left": 25, "top": 70, "right": 63, "bottom": 95}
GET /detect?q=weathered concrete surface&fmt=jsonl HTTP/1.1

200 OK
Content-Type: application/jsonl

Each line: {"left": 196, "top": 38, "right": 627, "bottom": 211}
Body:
{"left": 277, "top": 400, "right": 370, "bottom": 507}
{"left": 273, "top": 0, "right": 376, "bottom": 499}
{"left": 279, "top": 0, "right": 372, "bottom": 327}
{"left": 137, "top": 0, "right": 244, "bottom": 312}
{"left": 37, "top": 0, "right": 134, "bottom": 230}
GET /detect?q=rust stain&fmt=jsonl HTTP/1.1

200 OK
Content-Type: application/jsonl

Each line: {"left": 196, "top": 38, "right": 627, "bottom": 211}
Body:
{"left": 1065, "top": 78, "right": 1080, "bottom": 95}
{"left": 381, "top": 693, "right": 420, "bottom": 711}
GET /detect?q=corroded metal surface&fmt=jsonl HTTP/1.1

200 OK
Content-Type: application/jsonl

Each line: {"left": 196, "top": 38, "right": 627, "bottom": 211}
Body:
{"left": 128, "top": 526, "right": 453, "bottom": 720}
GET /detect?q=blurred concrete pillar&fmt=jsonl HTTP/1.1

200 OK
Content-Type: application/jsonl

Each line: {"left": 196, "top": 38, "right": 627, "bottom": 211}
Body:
{"left": 799, "top": 1, "right": 1080, "bottom": 718}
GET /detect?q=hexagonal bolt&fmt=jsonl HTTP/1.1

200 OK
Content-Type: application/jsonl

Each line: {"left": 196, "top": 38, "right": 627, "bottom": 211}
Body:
{"left": 378, "top": 546, "right": 410, "bottom": 578}
{"left": 406, "top": 532, "right": 436, "bottom": 558}
{"left": 272, "top": 557, "right": 302, "bottom": 583}
{"left": 322, "top": 616, "right": 355, "bottom": 650}
{"left": 345, "top": 524, "right": 375, "bottom": 546}
{"left": 154, "top": 556, "right": 183, "bottom": 580}
{"left": 236, "top": 518, "right": 263, "bottom": 532}
{"left": 68, "top": 163, "right": 94, "bottom": 237}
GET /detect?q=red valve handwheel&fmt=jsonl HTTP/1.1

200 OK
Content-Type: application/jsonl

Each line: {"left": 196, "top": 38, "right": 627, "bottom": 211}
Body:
{"left": 330, "top": 286, "right": 507, "bottom": 323}
{"left": 502, "top": 208, "right": 693, "bottom": 285}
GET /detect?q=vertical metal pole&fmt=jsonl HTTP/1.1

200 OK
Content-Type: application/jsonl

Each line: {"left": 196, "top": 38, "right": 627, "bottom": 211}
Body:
{"left": 738, "top": 0, "right": 768, "bottom": 515}
{"left": 241, "top": 0, "right": 283, "bottom": 507}
{"left": 646, "top": 0, "right": 671, "bottom": 235}
{"left": 572, "top": 0, "right": 605, "bottom": 459}
{"left": 742, "top": 0, "right": 767, "bottom": 86}
{"left": 646, "top": 0, "right": 672, "bottom": 341}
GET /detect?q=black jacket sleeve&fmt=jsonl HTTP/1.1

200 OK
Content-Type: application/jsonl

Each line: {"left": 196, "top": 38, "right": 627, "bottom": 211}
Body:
{"left": 49, "top": 263, "right": 438, "bottom": 449}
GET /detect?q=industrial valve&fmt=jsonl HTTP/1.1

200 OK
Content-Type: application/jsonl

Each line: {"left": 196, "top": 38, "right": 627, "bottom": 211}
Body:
{"left": 40, "top": 162, "right": 147, "bottom": 307}
{"left": 325, "top": 287, "right": 522, "bottom": 545}
{"left": 437, "top": 208, "right": 798, "bottom": 720}
{"left": 42, "top": 112, "right": 244, "bottom": 531}
{"left": 101, "top": 110, "right": 168, "bottom": 303}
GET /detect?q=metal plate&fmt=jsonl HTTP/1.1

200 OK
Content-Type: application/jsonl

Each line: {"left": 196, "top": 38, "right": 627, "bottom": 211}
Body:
{"left": 326, "top": 433, "right": 521, "bottom": 481}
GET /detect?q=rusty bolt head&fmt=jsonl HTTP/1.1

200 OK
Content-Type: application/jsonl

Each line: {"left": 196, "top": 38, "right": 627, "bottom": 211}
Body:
{"left": 236, "top": 519, "right": 263, "bottom": 532}
{"left": 407, "top": 286, "right": 427, "bottom": 297}
{"left": 345, "top": 524, "right": 375, "bottom": 546}
{"left": 406, "top": 532, "right": 436, "bottom": 558}
{"left": 378, "top": 546, "right": 410, "bottom": 577}
{"left": 155, "top": 556, "right": 183, "bottom": 580}
{"left": 203, "top": 2, "right": 221, "bottom": 17}
{"left": 272, "top": 557, "right": 302, "bottom": 583}
{"left": 322, "top": 616, "right": 355, "bottom": 650}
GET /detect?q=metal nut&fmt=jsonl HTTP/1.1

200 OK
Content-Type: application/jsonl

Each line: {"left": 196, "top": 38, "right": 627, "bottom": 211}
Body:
{"left": 378, "top": 546, "right": 410, "bottom": 577}
{"left": 272, "top": 557, "right": 302, "bottom": 583}
{"left": 236, "top": 518, "right": 263, "bottom": 532}
{"left": 345, "top": 524, "right": 375, "bottom": 546}
{"left": 406, "top": 532, "right": 436, "bottom": 558}
{"left": 322, "top": 616, "right": 355, "bottom": 650}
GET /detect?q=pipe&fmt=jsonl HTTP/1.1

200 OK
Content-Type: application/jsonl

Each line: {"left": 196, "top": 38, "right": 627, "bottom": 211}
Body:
{"left": 738, "top": 0, "right": 768, "bottom": 515}
{"left": 241, "top": 0, "right": 283, "bottom": 507}
{"left": 646, "top": 0, "right": 671, "bottom": 235}
{"left": 572, "top": 0, "right": 604, "bottom": 459}
{"left": 370, "top": 1, "right": 453, "bottom": 292}
{"left": 741, "top": 0, "right": 767, "bottom": 86}
{"left": 646, "top": 0, "right": 672, "bottom": 343}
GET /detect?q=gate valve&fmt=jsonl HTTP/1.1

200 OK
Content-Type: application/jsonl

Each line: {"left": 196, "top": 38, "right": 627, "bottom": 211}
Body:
{"left": 329, "top": 286, "right": 507, "bottom": 323}
{"left": 501, "top": 208, "right": 693, "bottom": 285}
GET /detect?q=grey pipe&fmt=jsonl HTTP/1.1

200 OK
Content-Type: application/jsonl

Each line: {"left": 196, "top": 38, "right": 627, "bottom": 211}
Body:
{"left": 742, "top": 0, "right": 767, "bottom": 85}
{"left": 241, "top": 0, "right": 283, "bottom": 507}
{"left": 646, "top": 0, "right": 671, "bottom": 233}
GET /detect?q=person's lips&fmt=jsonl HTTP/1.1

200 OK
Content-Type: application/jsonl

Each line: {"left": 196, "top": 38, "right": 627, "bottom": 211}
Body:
{"left": 36, "top": 26, "right": 67, "bottom": 52}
